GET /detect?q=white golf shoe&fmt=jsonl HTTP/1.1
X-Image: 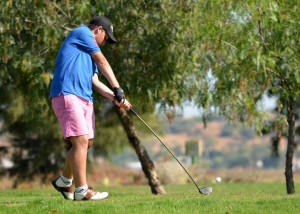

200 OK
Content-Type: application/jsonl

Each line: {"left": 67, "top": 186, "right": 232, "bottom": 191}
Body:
{"left": 74, "top": 186, "right": 109, "bottom": 201}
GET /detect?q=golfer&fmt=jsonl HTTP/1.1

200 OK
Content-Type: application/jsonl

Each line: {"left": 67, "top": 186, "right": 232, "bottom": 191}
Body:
{"left": 50, "top": 16, "right": 131, "bottom": 201}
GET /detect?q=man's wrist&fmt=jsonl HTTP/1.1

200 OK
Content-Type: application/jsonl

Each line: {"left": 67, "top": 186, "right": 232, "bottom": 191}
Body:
{"left": 113, "top": 87, "right": 125, "bottom": 102}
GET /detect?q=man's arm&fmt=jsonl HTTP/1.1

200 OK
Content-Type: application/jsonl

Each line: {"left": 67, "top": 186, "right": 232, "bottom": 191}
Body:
{"left": 90, "top": 51, "right": 120, "bottom": 88}
{"left": 92, "top": 73, "right": 115, "bottom": 101}
{"left": 92, "top": 73, "right": 132, "bottom": 110}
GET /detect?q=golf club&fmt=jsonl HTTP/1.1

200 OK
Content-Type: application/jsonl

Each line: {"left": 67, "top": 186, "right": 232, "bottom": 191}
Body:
{"left": 130, "top": 108, "right": 213, "bottom": 195}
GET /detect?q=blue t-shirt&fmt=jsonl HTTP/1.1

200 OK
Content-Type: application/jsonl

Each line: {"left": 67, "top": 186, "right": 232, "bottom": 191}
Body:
{"left": 50, "top": 24, "right": 100, "bottom": 102}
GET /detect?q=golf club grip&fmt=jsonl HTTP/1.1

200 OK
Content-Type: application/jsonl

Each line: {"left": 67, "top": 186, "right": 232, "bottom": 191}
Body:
{"left": 130, "top": 108, "right": 199, "bottom": 188}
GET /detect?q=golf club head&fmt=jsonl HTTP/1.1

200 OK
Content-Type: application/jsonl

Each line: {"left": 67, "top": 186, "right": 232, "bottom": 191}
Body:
{"left": 198, "top": 186, "right": 213, "bottom": 195}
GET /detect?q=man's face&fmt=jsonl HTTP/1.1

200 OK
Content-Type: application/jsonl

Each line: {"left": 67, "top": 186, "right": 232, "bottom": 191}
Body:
{"left": 95, "top": 26, "right": 108, "bottom": 46}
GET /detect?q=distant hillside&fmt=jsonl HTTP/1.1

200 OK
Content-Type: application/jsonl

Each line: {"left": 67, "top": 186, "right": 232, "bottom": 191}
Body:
{"left": 113, "top": 115, "right": 287, "bottom": 170}
{"left": 160, "top": 116, "right": 287, "bottom": 169}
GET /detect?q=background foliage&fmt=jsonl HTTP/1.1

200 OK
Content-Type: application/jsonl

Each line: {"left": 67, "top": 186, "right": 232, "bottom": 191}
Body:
{"left": 0, "top": 0, "right": 299, "bottom": 192}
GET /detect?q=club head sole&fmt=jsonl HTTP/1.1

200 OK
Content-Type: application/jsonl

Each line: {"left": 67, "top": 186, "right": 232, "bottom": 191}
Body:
{"left": 199, "top": 187, "right": 213, "bottom": 195}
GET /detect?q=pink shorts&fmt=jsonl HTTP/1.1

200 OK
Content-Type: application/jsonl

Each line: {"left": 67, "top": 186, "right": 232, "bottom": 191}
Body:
{"left": 52, "top": 94, "right": 95, "bottom": 139}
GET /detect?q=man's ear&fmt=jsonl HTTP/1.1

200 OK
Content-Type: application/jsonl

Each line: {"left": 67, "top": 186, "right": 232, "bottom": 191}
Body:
{"left": 96, "top": 26, "right": 104, "bottom": 34}
{"left": 93, "top": 26, "right": 100, "bottom": 34}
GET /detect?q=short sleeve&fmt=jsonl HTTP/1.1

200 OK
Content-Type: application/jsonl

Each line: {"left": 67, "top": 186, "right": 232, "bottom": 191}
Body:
{"left": 74, "top": 26, "right": 101, "bottom": 53}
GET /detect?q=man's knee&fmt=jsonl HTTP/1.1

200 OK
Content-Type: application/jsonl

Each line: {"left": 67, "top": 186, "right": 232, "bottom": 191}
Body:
{"left": 70, "top": 135, "right": 89, "bottom": 149}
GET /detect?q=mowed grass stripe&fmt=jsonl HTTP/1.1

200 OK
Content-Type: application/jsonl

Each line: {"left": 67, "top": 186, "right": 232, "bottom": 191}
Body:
{"left": 1, "top": 183, "right": 300, "bottom": 214}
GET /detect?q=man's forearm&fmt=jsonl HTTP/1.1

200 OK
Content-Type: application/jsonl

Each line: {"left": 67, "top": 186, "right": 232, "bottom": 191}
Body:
{"left": 90, "top": 51, "right": 120, "bottom": 88}
{"left": 98, "top": 62, "right": 120, "bottom": 88}
{"left": 92, "top": 77, "right": 115, "bottom": 101}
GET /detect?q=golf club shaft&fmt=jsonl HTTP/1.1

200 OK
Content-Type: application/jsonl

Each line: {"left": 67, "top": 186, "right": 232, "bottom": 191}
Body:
{"left": 130, "top": 108, "right": 199, "bottom": 189}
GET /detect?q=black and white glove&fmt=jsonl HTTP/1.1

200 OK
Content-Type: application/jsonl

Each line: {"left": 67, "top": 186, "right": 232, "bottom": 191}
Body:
{"left": 113, "top": 87, "right": 125, "bottom": 102}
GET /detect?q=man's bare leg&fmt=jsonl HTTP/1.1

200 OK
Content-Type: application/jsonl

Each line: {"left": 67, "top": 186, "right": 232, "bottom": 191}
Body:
{"left": 62, "top": 149, "right": 73, "bottom": 180}
{"left": 62, "top": 138, "right": 93, "bottom": 181}
{"left": 68, "top": 135, "right": 89, "bottom": 187}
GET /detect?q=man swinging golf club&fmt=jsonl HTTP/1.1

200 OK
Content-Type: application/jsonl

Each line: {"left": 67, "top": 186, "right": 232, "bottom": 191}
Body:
{"left": 50, "top": 16, "right": 131, "bottom": 201}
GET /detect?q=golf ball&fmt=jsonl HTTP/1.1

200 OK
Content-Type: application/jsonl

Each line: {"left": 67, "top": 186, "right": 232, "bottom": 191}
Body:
{"left": 215, "top": 177, "right": 222, "bottom": 183}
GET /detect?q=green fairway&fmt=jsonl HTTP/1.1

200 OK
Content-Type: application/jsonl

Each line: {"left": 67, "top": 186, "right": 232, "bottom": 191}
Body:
{"left": 1, "top": 183, "right": 300, "bottom": 214}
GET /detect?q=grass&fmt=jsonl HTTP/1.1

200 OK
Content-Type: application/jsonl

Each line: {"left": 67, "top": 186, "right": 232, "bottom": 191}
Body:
{"left": 1, "top": 183, "right": 300, "bottom": 214}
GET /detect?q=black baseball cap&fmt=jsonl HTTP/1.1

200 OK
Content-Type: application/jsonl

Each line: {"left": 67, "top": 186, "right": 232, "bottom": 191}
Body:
{"left": 89, "top": 16, "right": 117, "bottom": 44}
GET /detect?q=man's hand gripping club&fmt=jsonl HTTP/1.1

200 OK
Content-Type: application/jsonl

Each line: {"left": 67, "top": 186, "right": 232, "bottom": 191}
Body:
{"left": 113, "top": 87, "right": 131, "bottom": 110}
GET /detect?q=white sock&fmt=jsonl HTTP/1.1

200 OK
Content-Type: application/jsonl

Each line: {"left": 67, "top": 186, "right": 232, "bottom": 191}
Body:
{"left": 56, "top": 176, "right": 71, "bottom": 187}
{"left": 75, "top": 185, "right": 88, "bottom": 194}
{"left": 60, "top": 175, "right": 72, "bottom": 186}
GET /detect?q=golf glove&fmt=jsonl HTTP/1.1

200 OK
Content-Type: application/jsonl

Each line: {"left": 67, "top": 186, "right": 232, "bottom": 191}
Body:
{"left": 113, "top": 87, "right": 125, "bottom": 102}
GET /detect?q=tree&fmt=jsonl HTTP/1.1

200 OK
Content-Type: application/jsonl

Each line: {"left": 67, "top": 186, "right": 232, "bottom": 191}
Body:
{"left": 115, "top": 107, "right": 166, "bottom": 194}
{"left": 2, "top": 0, "right": 299, "bottom": 195}
{"left": 189, "top": 1, "right": 300, "bottom": 194}
{"left": 0, "top": 1, "right": 70, "bottom": 184}
{"left": 1, "top": 0, "right": 201, "bottom": 194}
{"left": 92, "top": 0, "right": 217, "bottom": 193}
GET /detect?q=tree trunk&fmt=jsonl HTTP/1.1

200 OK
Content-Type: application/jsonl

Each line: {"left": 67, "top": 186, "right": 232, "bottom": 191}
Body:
{"left": 115, "top": 107, "right": 166, "bottom": 194}
{"left": 285, "top": 98, "right": 295, "bottom": 194}
{"left": 271, "top": 131, "right": 281, "bottom": 158}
